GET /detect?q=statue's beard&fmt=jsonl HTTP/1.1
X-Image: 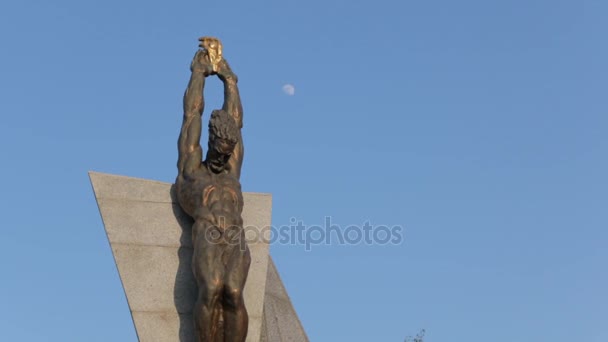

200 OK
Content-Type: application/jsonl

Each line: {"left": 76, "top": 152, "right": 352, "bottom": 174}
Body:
{"left": 209, "top": 160, "right": 225, "bottom": 173}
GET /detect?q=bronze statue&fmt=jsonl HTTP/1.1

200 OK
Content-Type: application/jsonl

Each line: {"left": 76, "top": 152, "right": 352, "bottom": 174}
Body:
{"left": 175, "top": 37, "right": 249, "bottom": 342}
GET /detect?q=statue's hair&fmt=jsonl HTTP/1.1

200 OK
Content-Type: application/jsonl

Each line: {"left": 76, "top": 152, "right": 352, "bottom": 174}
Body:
{"left": 209, "top": 109, "right": 238, "bottom": 145}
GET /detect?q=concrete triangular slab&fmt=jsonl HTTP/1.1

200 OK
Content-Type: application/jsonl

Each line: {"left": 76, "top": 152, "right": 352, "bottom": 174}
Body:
{"left": 90, "top": 172, "right": 271, "bottom": 342}
{"left": 260, "top": 258, "right": 309, "bottom": 341}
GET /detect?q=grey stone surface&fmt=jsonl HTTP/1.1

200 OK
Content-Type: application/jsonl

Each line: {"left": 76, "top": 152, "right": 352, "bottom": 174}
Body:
{"left": 90, "top": 172, "right": 271, "bottom": 342}
{"left": 260, "top": 259, "right": 309, "bottom": 342}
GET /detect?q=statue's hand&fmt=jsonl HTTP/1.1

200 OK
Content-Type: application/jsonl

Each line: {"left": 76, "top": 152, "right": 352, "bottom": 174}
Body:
{"left": 216, "top": 59, "right": 238, "bottom": 83}
{"left": 190, "top": 49, "right": 214, "bottom": 76}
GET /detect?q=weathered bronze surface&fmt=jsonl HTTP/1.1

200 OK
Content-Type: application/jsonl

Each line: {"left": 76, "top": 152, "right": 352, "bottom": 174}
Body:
{"left": 175, "top": 37, "right": 249, "bottom": 342}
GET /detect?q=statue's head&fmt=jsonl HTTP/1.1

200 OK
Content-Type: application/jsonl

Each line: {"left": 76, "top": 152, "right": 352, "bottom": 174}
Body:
{"left": 207, "top": 109, "right": 238, "bottom": 173}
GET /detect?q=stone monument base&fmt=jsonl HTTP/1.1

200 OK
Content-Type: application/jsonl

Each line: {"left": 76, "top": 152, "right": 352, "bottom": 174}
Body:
{"left": 90, "top": 172, "right": 308, "bottom": 342}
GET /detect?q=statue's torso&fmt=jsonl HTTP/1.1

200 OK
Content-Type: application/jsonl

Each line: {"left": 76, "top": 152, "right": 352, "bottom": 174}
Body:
{"left": 176, "top": 164, "right": 243, "bottom": 228}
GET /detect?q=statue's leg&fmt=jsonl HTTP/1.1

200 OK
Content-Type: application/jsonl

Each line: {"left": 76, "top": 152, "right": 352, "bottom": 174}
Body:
{"left": 192, "top": 221, "right": 225, "bottom": 342}
{"left": 222, "top": 230, "right": 251, "bottom": 342}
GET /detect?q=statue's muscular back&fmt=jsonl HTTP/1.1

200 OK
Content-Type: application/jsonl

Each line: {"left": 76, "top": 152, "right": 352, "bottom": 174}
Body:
{"left": 176, "top": 166, "right": 244, "bottom": 230}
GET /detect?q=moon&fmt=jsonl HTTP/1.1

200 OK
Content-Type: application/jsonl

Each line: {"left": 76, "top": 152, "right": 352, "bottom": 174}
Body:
{"left": 282, "top": 84, "right": 295, "bottom": 96}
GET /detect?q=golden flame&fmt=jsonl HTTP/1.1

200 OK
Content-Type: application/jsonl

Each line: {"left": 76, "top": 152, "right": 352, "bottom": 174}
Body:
{"left": 199, "top": 36, "right": 223, "bottom": 72}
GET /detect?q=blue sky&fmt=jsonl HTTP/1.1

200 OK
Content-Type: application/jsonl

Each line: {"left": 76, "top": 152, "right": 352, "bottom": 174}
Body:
{"left": 1, "top": 0, "right": 607, "bottom": 341}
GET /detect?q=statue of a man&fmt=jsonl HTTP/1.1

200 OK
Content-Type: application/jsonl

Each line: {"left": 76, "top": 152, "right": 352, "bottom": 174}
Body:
{"left": 175, "top": 37, "right": 249, "bottom": 342}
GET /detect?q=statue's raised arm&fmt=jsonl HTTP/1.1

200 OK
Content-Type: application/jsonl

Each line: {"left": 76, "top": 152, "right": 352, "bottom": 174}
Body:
{"left": 218, "top": 59, "right": 244, "bottom": 179}
{"left": 177, "top": 49, "right": 214, "bottom": 178}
